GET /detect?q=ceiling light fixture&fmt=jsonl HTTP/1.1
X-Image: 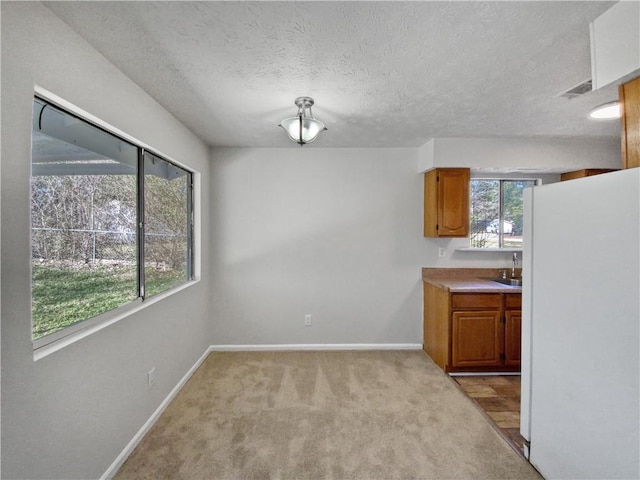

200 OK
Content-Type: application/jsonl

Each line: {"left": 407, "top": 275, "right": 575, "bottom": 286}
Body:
{"left": 279, "top": 97, "right": 327, "bottom": 146}
{"left": 589, "top": 101, "right": 621, "bottom": 120}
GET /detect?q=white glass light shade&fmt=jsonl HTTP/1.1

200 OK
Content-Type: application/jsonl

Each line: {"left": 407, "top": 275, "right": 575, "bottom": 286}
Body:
{"left": 589, "top": 102, "right": 620, "bottom": 119}
{"left": 279, "top": 97, "right": 327, "bottom": 145}
{"left": 280, "top": 116, "right": 326, "bottom": 145}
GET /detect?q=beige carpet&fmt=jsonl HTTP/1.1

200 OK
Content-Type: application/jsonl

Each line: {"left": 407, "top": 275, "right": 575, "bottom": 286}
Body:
{"left": 115, "top": 351, "right": 541, "bottom": 479}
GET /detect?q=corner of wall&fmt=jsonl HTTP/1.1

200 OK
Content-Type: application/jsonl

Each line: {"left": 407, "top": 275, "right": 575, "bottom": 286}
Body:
{"left": 417, "top": 139, "right": 435, "bottom": 173}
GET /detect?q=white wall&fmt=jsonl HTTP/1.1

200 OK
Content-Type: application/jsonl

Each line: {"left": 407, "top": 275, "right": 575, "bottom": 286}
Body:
{"left": 1, "top": 3, "right": 211, "bottom": 479}
{"left": 418, "top": 137, "right": 621, "bottom": 173}
{"left": 209, "top": 147, "right": 427, "bottom": 345}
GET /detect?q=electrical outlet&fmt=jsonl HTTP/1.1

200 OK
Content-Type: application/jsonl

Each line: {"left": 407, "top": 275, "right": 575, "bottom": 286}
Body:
{"left": 304, "top": 314, "right": 312, "bottom": 326}
{"left": 438, "top": 247, "right": 446, "bottom": 258}
{"left": 147, "top": 367, "right": 156, "bottom": 389}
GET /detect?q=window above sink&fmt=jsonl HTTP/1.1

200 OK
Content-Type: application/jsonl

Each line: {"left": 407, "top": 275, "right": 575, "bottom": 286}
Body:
{"left": 469, "top": 179, "right": 538, "bottom": 249}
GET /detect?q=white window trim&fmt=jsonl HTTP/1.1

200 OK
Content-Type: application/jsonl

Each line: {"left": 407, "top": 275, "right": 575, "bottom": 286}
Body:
{"left": 32, "top": 86, "right": 202, "bottom": 360}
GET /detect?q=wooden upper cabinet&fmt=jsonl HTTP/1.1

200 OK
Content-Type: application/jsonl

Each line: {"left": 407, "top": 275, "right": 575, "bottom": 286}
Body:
{"left": 620, "top": 76, "right": 640, "bottom": 169}
{"left": 423, "top": 168, "right": 470, "bottom": 237}
{"left": 560, "top": 169, "right": 617, "bottom": 181}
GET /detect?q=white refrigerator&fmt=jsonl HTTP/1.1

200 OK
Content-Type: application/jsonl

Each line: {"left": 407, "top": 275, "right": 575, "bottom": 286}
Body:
{"left": 521, "top": 168, "right": 640, "bottom": 479}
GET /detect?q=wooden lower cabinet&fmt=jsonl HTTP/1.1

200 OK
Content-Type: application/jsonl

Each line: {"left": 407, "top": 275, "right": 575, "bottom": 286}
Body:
{"left": 451, "top": 311, "right": 502, "bottom": 368}
{"left": 423, "top": 283, "right": 521, "bottom": 373}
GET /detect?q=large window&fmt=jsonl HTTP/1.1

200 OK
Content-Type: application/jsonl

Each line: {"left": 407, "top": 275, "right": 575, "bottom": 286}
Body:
{"left": 470, "top": 179, "right": 535, "bottom": 248}
{"left": 31, "top": 97, "right": 193, "bottom": 345}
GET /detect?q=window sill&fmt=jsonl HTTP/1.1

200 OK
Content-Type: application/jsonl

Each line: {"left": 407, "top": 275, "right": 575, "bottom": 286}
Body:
{"left": 456, "top": 247, "right": 523, "bottom": 253}
{"left": 33, "top": 278, "right": 200, "bottom": 361}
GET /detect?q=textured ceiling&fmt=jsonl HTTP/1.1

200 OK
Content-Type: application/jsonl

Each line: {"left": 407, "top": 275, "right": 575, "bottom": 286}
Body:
{"left": 45, "top": 1, "right": 621, "bottom": 148}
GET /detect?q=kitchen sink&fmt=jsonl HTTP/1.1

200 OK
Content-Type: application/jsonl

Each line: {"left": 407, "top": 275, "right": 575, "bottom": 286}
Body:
{"left": 484, "top": 277, "right": 522, "bottom": 286}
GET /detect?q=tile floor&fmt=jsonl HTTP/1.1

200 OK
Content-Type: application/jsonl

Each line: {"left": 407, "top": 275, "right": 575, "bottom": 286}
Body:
{"left": 453, "top": 375, "right": 525, "bottom": 455}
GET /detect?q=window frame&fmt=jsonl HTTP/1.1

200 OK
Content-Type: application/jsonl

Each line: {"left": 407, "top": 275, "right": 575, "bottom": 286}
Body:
{"left": 31, "top": 89, "right": 197, "bottom": 355}
{"left": 468, "top": 176, "right": 540, "bottom": 250}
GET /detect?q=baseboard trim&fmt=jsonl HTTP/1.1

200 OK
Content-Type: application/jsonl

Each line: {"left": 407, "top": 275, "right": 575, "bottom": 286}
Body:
{"left": 100, "top": 346, "right": 213, "bottom": 480}
{"left": 210, "top": 343, "right": 423, "bottom": 352}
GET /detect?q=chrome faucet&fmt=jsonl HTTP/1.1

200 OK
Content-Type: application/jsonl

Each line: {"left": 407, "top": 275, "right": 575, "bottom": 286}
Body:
{"left": 512, "top": 252, "right": 519, "bottom": 278}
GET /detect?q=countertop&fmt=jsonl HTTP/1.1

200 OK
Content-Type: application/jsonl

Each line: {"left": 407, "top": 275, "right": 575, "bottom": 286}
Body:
{"left": 422, "top": 267, "right": 522, "bottom": 293}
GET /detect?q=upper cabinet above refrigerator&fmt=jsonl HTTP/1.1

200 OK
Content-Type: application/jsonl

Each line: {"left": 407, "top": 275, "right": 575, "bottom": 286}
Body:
{"left": 590, "top": 1, "right": 640, "bottom": 90}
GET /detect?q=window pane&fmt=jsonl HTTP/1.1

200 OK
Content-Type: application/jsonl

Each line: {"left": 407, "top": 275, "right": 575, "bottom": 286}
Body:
{"left": 469, "top": 179, "right": 535, "bottom": 249}
{"left": 501, "top": 180, "right": 535, "bottom": 248}
{"left": 143, "top": 152, "right": 191, "bottom": 298}
{"left": 470, "top": 180, "right": 499, "bottom": 248}
{"left": 31, "top": 99, "right": 138, "bottom": 340}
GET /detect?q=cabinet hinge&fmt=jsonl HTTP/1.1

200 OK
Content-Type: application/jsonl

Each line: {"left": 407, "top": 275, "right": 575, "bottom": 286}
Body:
{"left": 436, "top": 175, "right": 440, "bottom": 182}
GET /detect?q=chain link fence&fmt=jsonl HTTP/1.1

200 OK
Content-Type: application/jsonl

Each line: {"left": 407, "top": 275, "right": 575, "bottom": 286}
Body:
{"left": 32, "top": 227, "right": 136, "bottom": 265}
{"left": 31, "top": 227, "right": 187, "bottom": 271}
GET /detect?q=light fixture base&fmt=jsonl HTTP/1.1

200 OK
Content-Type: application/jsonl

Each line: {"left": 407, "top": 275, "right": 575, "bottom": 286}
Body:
{"left": 294, "top": 97, "right": 315, "bottom": 109}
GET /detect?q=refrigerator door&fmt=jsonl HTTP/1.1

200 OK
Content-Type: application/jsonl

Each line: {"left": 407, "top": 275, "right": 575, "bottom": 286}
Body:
{"left": 526, "top": 169, "right": 639, "bottom": 479}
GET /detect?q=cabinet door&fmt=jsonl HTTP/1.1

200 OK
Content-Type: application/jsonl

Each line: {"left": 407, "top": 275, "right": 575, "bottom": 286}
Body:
{"left": 451, "top": 310, "right": 501, "bottom": 367}
{"left": 437, "top": 169, "right": 470, "bottom": 236}
{"left": 424, "top": 168, "right": 470, "bottom": 237}
{"left": 504, "top": 310, "right": 522, "bottom": 366}
{"left": 620, "top": 76, "right": 640, "bottom": 169}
